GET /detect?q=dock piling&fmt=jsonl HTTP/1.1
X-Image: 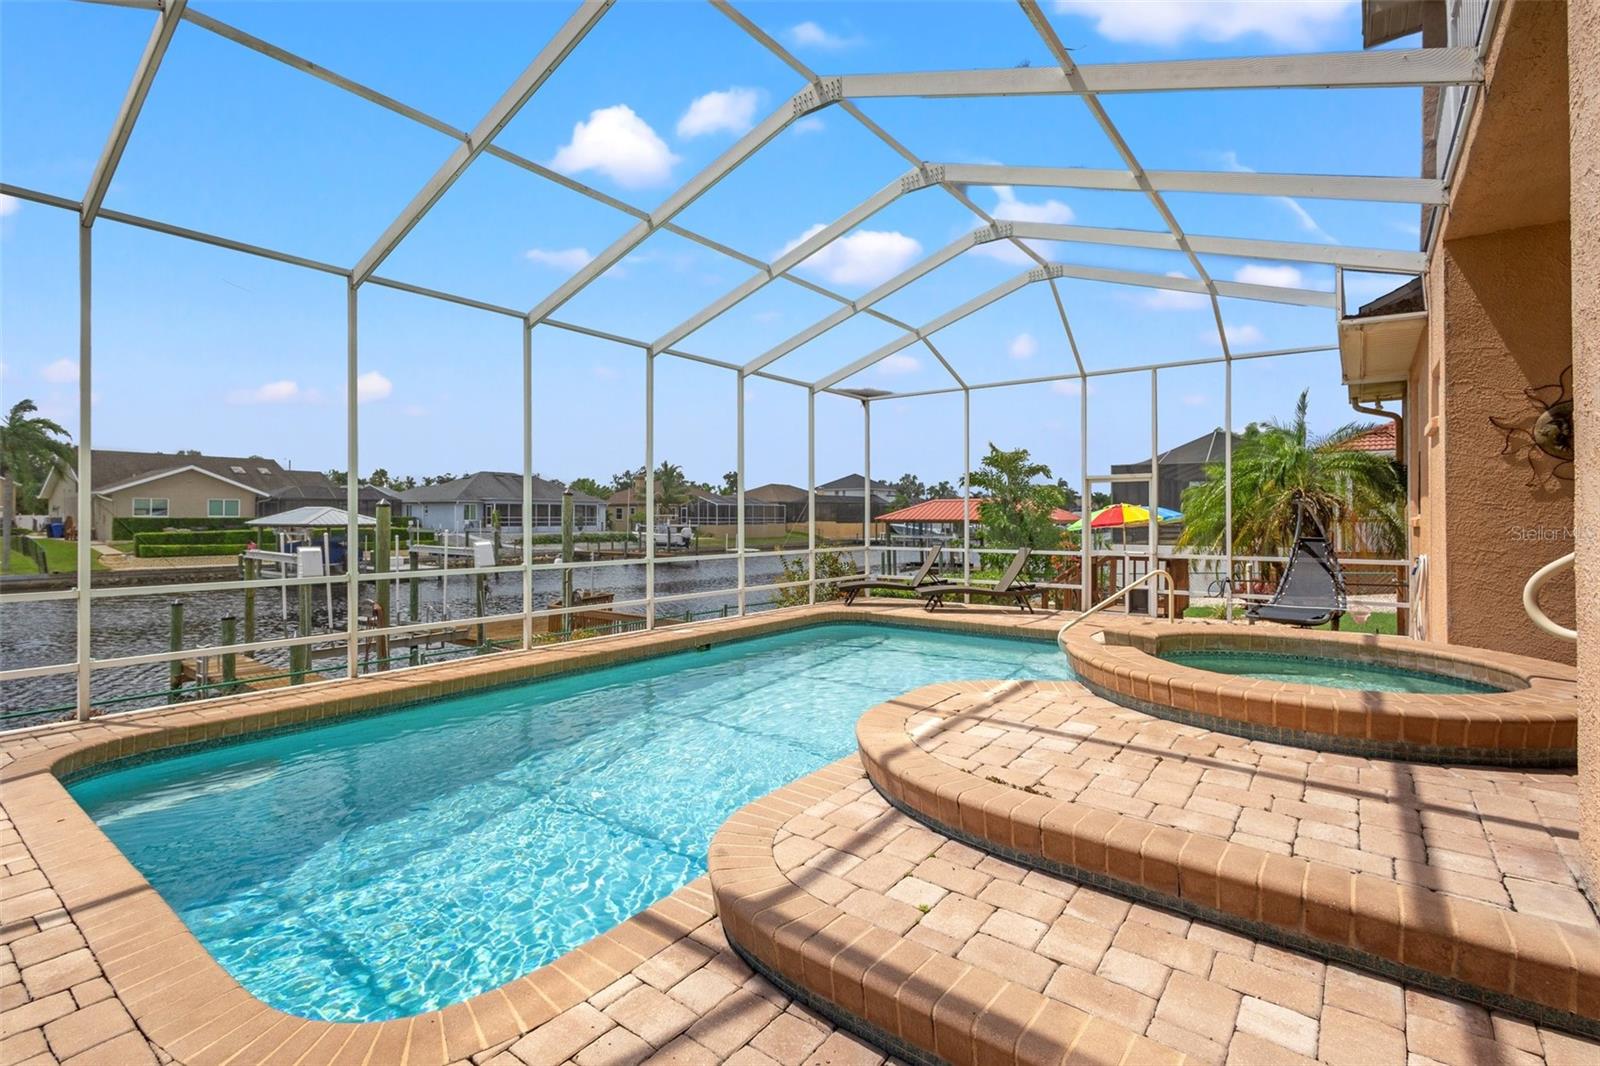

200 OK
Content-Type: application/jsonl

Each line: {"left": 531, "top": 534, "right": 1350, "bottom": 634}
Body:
{"left": 375, "top": 503, "right": 391, "bottom": 670}
{"left": 168, "top": 601, "right": 183, "bottom": 702}
{"left": 408, "top": 548, "right": 420, "bottom": 666}
{"left": 220, "top": 614, "right": 237, "bottom": 691}
{"left": 294, "top": 583, "right": 313, "bottom": 684}
{"left": 243, "top": 557, "right": 257, "bottom": 644}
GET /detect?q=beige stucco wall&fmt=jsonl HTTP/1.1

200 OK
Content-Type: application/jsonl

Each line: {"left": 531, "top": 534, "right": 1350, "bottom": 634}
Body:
{"left": 1428, "top": 223, "right": 1576, "bottom": 663}
{"left": 102, "top": 470, "right": 260, "bottom": 524}
{"left": 1406, "top": 0, "right": 1576, "bottom": 665}
{"left": 1570, "top": 0, "right": 1599, "bottom": 904}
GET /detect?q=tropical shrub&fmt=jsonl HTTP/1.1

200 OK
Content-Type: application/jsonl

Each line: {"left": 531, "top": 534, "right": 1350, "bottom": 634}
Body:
{"left": 1178, "top": 390, "right": 1405, "bottom": 558}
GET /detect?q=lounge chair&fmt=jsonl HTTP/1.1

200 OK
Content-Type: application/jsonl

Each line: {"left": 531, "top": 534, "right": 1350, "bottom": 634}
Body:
{"left": 917, "top": 547, "right": 1037, "bottom": 612}
{"left": 1247, "top": 504, "right": 1347, "bottom": 629}
{"left": 839, "top": 549, "right": 941, "bottom": 605}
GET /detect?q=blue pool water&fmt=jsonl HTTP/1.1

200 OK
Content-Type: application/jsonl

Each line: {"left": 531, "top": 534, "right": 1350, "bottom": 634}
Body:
{"left": 70, "top": 623, "right": 1069, "bottom": 1022}
{"left": 1161, "top": 650, "right": 1501, "bottom": 694}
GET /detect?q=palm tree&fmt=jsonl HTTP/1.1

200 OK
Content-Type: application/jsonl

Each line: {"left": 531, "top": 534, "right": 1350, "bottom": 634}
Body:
{"left": 1178, "top": 390, "right": 1405, "bottom": 560}
{"left": 653, "top": 461, "right": 691, "bottom": 519}
{"left": 1, "top": 399, "right": 74, "bottom": 573}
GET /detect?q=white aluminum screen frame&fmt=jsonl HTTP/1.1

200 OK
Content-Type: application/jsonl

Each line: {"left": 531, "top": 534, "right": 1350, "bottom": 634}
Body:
{"left": 0, "top": 0, "right": 1476, "bottom": 722}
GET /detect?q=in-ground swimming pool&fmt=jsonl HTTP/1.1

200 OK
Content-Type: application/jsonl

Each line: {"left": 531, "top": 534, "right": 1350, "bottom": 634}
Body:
{"left": 1160, "top": 650, "right": 1501, "bottom": 694}
{"left": 69, "top": 623, "right": 1069, "bottom": 1022}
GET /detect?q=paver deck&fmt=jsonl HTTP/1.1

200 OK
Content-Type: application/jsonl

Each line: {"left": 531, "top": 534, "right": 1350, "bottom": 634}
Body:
{"left": 764, "top": 761, "right": 1600, "bottom": 1066}
{"left": 898, "top": 678, "right": 1592, "bottom": 928}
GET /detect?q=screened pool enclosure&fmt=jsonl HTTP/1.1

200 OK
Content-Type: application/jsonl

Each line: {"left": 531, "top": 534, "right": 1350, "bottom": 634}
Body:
{"left": 0, "top": 0, "right": 1492, "bottom": 724}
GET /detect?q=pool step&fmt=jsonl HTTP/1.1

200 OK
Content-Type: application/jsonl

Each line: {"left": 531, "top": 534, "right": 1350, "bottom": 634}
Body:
{"left": 707, "top": 759, "right": 1189, "bottom": 1066}
{"left": 854, "top": 680, "right": 1600, "bottom": 1042}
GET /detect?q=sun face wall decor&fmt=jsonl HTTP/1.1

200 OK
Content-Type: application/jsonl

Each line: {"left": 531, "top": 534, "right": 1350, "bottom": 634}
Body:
{"left": 1489, "top": 365, "right": 1575, "bottom": 487}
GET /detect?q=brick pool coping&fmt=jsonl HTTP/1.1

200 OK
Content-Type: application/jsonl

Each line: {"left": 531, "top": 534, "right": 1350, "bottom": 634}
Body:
{"left": 705, "top": 756, "right": 1189, "bottom": 1066}
{"left": 854, "top": 681, "right": 1600, "bottom": 1040}
{"left": 0, "top": 602, "right": 1072, "bottom": 1066}
{"left": 1060, "top": 621, "right": 1580, "bottom": 767}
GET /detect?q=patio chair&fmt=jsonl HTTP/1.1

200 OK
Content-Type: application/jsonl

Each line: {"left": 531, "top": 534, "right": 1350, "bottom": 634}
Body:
{"left": 917, "top": 547, "right": 1037, "bottom": 613}
{"left": 839, "top": 549, "right": 941, "bottom": 605}
{"left": 1247, "top": 502, "right": 1347, "bottom": 629}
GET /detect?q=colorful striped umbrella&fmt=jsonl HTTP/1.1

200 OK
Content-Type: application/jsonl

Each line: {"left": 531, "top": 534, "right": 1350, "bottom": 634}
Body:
{"left": 1067, "top": 503, "right": 1182, "bottom": 531}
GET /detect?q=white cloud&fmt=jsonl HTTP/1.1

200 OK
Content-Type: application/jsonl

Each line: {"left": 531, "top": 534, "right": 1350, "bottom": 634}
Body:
{"left": 1182, "top": 393, "right": 1210, "bottom": 407}
{"left": 1142, "top": 272, "right": 1208, "bottom": 310}
{"left": 1234, "top": 264, "right": 1304, "bottom": 288}
{"left": 1056, "top": 0, "right": 1354, "bottom": 48}
{"left": 1227, "top": 323, "right": 1265, "bottom": 346}
{"left": 401, "top": 404, "right": 428, "bottom": 418}
{"left": 1051, "top": 379, "right": 1095, "bottom": 397}
{"left": 753, "top": 309, "right": 784, "bottom": 324}
{"left": 792, "top": 116, "right": 826, "bottom": 135}
{"left": 1200, "top": 323, "right": 1265, "bottom": 348}
{"left": 1217, "top": 150, "right": 1338, "bottom": 244}
{"left": 779, "top": 224, "right": 922, "bottom": 287}
{"left": 39, "top": 358, "right": 78, "bottom": 384}
{"left": 785, "top": 20, "right": 862, "bottom": 49}
{"left": 0, "top": 195, "right": 20, "bottom": 217}
{"left": 592, "top": 365, "right": 619, "bottom": 381}
{"left": 227, "top": 379, "right": 301, "bottom": 405}
{"left": 876, "top": 353, "right": 921, "bottom": 376}
{"left": 356, "top": 370, "right": 392, "bottom": 403}
{"left": 550, "top": 105, "right": 680, "bottom": 188}
{"left": 677, "top": 88, "right": 760, "bottom": 138}
{"left": 525, "top": 247, "right": 593, "bottom": 272}
{"left": 1008, "top": 332, "right": 1038, "bottom": 360}
{"left": 991, "top": 186, "right": 1073, "bottom": 225}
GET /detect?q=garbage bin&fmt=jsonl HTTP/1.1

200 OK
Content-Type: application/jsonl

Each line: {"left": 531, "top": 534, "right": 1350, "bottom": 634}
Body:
{"left": 47, "top": 521, "right": 65, "bottom": 538}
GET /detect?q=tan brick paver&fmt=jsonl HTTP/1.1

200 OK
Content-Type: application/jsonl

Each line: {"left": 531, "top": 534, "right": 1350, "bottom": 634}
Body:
{"left": 766, "top": 764, "right": 1599, "bottom": 1066}
{"left": 898, "top": 680, "right": 1593, "bottom": 930}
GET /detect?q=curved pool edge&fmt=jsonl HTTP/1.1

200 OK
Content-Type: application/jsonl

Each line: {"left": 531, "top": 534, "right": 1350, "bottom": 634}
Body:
{"left": 0, "top": 602, "right": 1071, "bottom": 1066}
{"left": 1059, "top": 619, "right": 1578, "bottom": 767}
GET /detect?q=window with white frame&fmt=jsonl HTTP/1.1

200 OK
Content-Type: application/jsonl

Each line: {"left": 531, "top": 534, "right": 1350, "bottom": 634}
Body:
{"left": 207, "top": 498, "right": 241, "bottom": 518}
{"left": 132, "top": 498, "right": 169, "bottom": 517}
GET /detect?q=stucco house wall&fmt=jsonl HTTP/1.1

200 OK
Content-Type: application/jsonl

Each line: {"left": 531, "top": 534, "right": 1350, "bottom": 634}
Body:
{"left": 101, "top": 469, "right": 261, "bottom": 524}
{"left": 1424, "top": 223, "right": 1576, "bottom": 663}
{"left": 44, "top": 468, "right": 261, "bottom": 537}
{"left": 1568, "top": 0, "right": 1598, "bottom": 905}
{"left": 1406, "top": 0, "right": 1576, "bottom": 665}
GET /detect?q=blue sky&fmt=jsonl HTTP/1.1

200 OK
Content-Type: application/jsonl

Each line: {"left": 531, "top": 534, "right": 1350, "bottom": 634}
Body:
{"left": 0, "top": 0, "right": 1421, "bottom": 492}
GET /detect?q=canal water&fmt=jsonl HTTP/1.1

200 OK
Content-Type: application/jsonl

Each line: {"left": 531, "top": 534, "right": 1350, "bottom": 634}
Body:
{"left": 1, "top": 554, "right": 820, "bottom": 729}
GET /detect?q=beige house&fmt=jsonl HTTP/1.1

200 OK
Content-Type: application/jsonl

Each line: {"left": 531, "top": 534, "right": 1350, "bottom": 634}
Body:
{"left": 39, "top": 450, "right": 319, "bottom": 538}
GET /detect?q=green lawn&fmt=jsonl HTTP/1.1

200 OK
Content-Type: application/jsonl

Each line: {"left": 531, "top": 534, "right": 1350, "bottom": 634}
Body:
{"left": 1183, "top": 604, "right": 1398, "bottom": 635}
{"left": 8, "top": 537, "right": 108, "bottom": 574}
{"left": 745, "top": 531, "right": 817, "bottom": 549}
{"left": 0, "top": 547, "right": 41, "bottom": 575}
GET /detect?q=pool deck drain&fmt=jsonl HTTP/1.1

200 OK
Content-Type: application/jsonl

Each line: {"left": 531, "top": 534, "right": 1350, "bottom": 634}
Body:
{"left": 2, "top": 602, "right": 1595, "bottom": 1065}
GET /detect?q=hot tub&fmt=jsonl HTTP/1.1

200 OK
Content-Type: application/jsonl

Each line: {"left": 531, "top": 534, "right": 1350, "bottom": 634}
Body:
{"left": 1060, "top": 620, "right": 1577, "bottom": 766}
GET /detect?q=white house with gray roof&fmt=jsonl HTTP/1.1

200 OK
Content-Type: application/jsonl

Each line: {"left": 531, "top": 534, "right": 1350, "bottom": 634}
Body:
{"left": 397, "top": 473, "right": 605, "bottom": 535}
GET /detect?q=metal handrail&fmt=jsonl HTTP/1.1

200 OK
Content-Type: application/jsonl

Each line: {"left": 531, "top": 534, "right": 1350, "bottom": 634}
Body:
{"left": 1522, "top": 552, "right": 1576, "bottom": 641}
{"left": 1059, "top": 568, "right": 1175, "bottom": 636}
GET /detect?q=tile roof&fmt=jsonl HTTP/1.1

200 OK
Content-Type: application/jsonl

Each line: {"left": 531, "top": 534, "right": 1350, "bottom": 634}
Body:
{"left": 1339, "top": 421, "right": 1399, "bottom": 452}
{"left": 877, "top": 497, "right": 1078, "bottom": 524}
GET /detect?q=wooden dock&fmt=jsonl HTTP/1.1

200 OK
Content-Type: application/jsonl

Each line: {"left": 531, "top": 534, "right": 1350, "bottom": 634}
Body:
{"left": 177, "top": 653, "right": 321, "bottom": 691}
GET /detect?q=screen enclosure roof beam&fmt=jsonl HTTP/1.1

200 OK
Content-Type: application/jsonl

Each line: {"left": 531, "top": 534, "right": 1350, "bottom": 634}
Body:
{"left": 350, "top": 0, "right": 612, "bottom": 285}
